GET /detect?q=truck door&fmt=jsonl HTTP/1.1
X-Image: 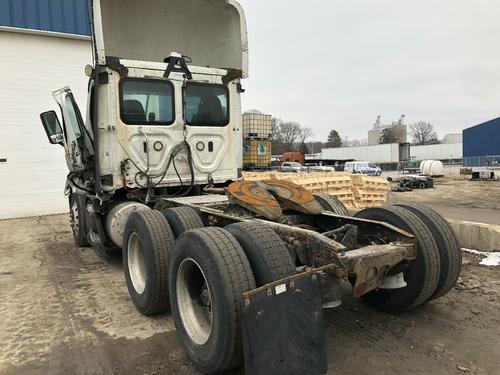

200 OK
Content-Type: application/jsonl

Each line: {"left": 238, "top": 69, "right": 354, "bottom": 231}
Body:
{"left": 52, "top": 87, "right": 87, "bottom": 172}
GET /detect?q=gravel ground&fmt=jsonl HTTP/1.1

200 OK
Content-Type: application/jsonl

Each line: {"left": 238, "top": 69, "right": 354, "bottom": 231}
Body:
{"left": 387, "top": 175, "right": 500, "bottom": 225}
{"left": 0, "top": 214, "right": 499, "bottom": 375}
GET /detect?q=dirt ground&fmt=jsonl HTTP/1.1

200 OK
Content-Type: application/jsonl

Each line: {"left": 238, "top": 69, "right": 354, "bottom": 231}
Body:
{"left": 387, "top": 175, "right": 500, "bottom": 225}
{"left": 1, "top": 214, "right": 499, "bottom": 375}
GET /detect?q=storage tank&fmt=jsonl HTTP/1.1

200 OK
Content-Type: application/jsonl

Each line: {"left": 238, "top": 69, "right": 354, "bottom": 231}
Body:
{"left": 420, "top": 160, "right": 429, "bottom": 175}
{"left": 428, "top": 160, "right": 444, "bottom": 177}
{"left": 421, "top": 160, "right": 444, "bottom": 177}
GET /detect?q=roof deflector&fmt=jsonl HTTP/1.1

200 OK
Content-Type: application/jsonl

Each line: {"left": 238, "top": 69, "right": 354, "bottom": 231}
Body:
{"left": 91, "top": 0, "right": 248, "bottom": 78}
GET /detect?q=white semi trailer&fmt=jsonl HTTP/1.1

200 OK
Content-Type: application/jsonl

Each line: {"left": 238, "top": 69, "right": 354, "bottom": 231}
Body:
{"left": 39, "top": 1, "right": 462, "bottom": 374}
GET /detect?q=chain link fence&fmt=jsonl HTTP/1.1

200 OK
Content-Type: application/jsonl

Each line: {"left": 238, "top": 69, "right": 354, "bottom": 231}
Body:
{"left": 463, "top": 155, "right": 500, "bottom": 168}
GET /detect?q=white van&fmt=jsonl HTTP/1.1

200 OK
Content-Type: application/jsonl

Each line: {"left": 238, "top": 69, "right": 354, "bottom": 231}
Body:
{"left": 344, "top": 161, "right": 382, "bottom": 176}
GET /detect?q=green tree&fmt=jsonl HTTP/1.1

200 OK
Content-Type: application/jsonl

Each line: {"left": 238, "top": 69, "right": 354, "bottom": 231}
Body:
{"left": 325, "top": 130, "right": 342, "bottom": 148}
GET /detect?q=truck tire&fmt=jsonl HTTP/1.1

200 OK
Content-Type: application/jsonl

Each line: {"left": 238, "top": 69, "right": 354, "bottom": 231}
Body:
{"left": 123, "top": 210, "right": 175, "bottom": 316}
{"left": 354, "top": 206, "right": 441, "bottom": 312}
{"left": 69, "top": 193, "right": 90, "bottom": 247}
{"left": 392, "top": 203, "right": 462, "bottom": 300}
{"left": 225, "top": 222, "right": 296, "bottom": 285}
{"left": 169, "top": 227, "right": 256, "bottom": 374}
{"left": 162, "top": 207, "right": 204, "bottom": 238}
{"left": 314, "top": 193, "right": 349, "bottom": 216}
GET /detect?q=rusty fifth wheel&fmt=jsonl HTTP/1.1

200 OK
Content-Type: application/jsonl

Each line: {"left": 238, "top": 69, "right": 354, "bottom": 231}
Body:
{"left": 262, "top": 179, "right": 323, "bottom": 215}
{"left": 226, "top": 180, "right": 282, "bottom": 220}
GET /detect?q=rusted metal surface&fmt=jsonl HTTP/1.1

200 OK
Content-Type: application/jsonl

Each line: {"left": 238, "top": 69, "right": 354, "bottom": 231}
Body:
{"left": 339, "top": 243, "right": 416, "bottom": 297}
{"left": 242, "top": 264, "right": 342, "bottom": 300}
{"left": 241, "top": 240, "right": 414, "bottom": 300}
{"left": 226, "top": 181, "right": 282, "bottom": 220}
{"left": 262, "top": 179, "right": 323, "bottom": 215}
{"left": 160, "top": 197, "right": 417, "bottom": 297}
{"left": 105, "top": 56, "right": 129, "bottom": 76}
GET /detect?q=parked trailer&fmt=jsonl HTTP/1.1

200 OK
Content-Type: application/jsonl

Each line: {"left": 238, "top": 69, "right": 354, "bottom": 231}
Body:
{"left": 38, "top": 1, "right": 462, "bottom": 374}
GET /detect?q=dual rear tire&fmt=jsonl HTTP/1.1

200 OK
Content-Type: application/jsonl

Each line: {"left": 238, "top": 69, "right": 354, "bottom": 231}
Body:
{"left": 123, "top": 207, "right": 295, "bottom": 374}
{"left": 354, "top": 204, "right": 461, "bottom": 312}
{"left": 169, "top": 223, "right": 295, "bottom": 374}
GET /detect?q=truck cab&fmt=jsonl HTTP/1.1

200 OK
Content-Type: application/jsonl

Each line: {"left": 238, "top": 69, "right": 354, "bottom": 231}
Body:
{"left": 40, "top": 0, "right": 247, "bottom": 198}
{"left": 39, "top": 0, "right": 248, "bottom": 250}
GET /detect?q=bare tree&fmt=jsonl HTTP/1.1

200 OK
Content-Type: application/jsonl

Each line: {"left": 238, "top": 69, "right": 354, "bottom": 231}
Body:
{"left": 298, "top": 126, "right": 313, "bottom": 144}
{"left": 410, "top": 122, "right": 438, "bottom": 145}
{"left": 271, "top": 118, "right": 312, "bottom": 154}
{"left": 343, "top": 138, "right": 368, "bottom": 147}
{"left": 278, "top": 121, "right": 302, "bottom": 148}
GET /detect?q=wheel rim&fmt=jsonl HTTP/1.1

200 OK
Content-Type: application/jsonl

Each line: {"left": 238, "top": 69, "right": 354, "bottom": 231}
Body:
{"left": 176, "top": 258, "right": 213, "bottom": 346}
{"left": 128, "top": 232, "right": 147, "bottom": 294}
{"left": 71, "top": 200, "right": 80, "bottom": 235}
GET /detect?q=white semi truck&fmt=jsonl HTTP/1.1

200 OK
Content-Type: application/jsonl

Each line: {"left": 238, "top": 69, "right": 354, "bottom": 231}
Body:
{"left": 39, "top": 1, "right": 462, "bottom": 374}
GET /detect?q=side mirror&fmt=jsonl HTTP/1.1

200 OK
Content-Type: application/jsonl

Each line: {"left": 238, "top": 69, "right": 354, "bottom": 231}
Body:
{"left": 40, "top": 111, "right": 63, "bottom": 145}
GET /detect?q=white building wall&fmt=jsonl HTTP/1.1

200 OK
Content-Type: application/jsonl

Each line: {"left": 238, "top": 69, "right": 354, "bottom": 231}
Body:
{"left": 410, "top": 143, "right": 463, "bottom": 161}
{"left": 0, "top": 29, "right": 91, "bottom": 219}
{"left": 442, "top": 133, "right": 463, "bottom": 144}
{"left": 322, "top": 143, "right": 400, "bottom": 163}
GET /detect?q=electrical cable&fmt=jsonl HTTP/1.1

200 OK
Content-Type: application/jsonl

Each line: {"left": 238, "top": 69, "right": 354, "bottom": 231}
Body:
{"left": 124, "top": 138, "right": 196, "bottom": 200}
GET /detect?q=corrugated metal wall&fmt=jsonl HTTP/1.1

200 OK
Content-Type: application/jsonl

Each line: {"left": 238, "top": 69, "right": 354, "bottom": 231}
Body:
{"left": 463, "top": 117, "right": 500, "bottom": 158}
{"left": 0, "top": 0, "right": 91, "bottom": 36}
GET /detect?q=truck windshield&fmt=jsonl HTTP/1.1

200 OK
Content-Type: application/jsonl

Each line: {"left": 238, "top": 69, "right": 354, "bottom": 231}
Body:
{"left": 184, "top": 83, "right": 229, "bottom": 126}
{"left": 120, "top": 78, "right": 174, "bottom": 125}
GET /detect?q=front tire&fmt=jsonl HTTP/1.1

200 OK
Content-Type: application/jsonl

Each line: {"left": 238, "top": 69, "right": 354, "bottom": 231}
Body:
{"left": 169, "top": 228, "right": 256, "bottom": 374}
{"left": 69, "top": 193, "right": 90, "bottom": 247}
{"left": 123, "top": 210, "right": 175, "bottom": 315}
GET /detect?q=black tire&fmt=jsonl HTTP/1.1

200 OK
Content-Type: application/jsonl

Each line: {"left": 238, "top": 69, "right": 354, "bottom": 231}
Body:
{"left": 354, "top": 206, "right": 441, "bottom": 312}
{"left": 392, "top": 203, "right": 462, "bottom": 300}
{"left": 162, "top": 207, "right": 204, "bottom": 238}
{"left": 225, "top": 222, "right": 296, "bottom": 286}
{"left": 169, "top": 227, "right": 256, "bottom": 374}
{"left": 314, "top": 192, "right": 349, "bottom": 216}
{"left": 69, "top": 193, "right": 90, "bottom": 247}
{"left": 123, "top": 210, "right": 175, "bottom": 316}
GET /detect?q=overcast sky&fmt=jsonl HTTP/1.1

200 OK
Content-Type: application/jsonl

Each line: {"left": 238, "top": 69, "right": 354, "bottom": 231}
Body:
{"left": 238, "top": 0, "right": 500, "bottom": 142}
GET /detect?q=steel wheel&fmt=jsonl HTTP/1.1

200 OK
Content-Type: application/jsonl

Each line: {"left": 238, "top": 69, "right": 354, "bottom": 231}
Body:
{"left": 127, "top": 232, "right": 147, "bottom": 294}
{"left": 176, "top": 258, "right": 213, "bottom": 346}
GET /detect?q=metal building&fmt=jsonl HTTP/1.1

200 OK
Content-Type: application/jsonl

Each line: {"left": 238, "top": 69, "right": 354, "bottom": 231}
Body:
{"left": 463, "top": 117, "right": 500, "bottom": 167}
{"left": 0, "top": 0, "right": 90, "bottom": 36}
{"left": 0, "top": 0, "right": 92, "bottom": 219}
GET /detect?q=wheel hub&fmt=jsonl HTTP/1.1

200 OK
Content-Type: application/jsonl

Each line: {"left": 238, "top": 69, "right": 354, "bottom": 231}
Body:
{"left": 177, "top": 258, "right": 213, "bottom": 346}
{"left": 128, "top": 232, "right": 147, "bottom": 294}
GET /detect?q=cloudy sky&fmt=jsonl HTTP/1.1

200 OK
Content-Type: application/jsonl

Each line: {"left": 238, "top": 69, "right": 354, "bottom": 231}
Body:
{"left": 238, "top": 0, "right": 500, "bottom": 142}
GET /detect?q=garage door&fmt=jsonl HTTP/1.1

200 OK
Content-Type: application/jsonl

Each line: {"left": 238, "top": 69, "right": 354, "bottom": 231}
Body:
{"left": 0, "top": 29, "right": 91, "bottom": 219}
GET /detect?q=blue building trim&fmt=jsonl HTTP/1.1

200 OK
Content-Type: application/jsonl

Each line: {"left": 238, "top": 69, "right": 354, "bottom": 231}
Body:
{"left": 0, "top": 0, "right": 90, "bottom": 36}
{"left": 463, "top": 117, "right": 500, "bottom": 165}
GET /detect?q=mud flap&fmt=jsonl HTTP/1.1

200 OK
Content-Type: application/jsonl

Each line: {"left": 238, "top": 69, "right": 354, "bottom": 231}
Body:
{"left": 242, "top": 274, "right": 328, "bottom": 375}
